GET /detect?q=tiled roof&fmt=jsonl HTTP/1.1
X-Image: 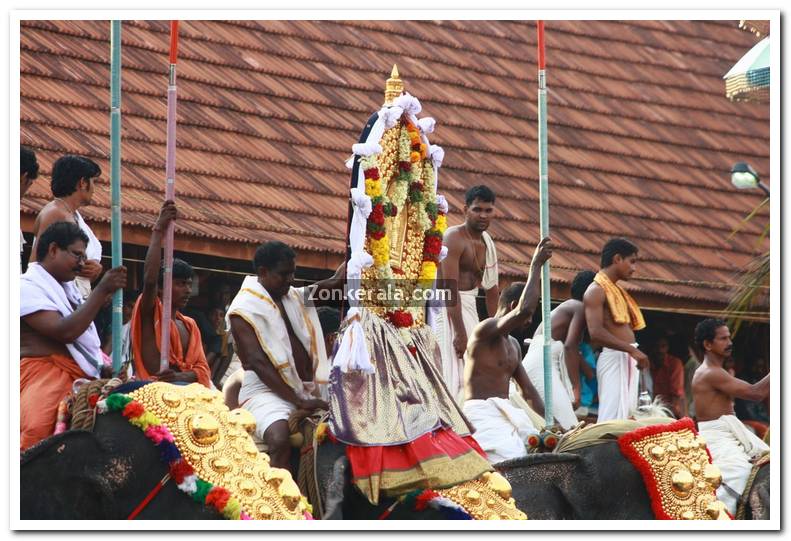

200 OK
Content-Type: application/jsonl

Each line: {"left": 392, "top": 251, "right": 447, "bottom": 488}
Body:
{"left": 20, "top": 19, "right": 770, "bottom": 309}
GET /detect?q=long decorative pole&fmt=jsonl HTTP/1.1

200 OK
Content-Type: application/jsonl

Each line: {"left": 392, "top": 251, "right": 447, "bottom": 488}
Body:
{"left": 110, "top": 20, "right": 123, "bottom": 375}
{"left": 159, "top": 21, "right": 180, "bottom": 372}
{"left": 537, "top": 21, "right": 554, "bottom": 427}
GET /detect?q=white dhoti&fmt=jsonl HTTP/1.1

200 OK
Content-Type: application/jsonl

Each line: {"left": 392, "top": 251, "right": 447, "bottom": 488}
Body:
{"left": 432, "top": 288, "right": 480, "bottom": 404}
{"left": 596, "top": 347, "right": 639, "bottom": 422}
{"left": 463, "top": 397, "right": 539, "bottom": 464}
{"left": 219, "top": 353, "right": 243, "bottom": 388}
{"left": 522, "top": 337, "right": 577, "bottom": 429}
{"left": 698, "top": 415, "right": 769, "bottom": 515}
{"left": 238, "top": 371, "right": 298, "bottom": 440}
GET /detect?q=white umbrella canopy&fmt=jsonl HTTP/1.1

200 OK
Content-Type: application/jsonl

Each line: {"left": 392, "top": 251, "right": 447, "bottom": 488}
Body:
{"left": 724, "top": 37, "right": 770, "bottom": 102}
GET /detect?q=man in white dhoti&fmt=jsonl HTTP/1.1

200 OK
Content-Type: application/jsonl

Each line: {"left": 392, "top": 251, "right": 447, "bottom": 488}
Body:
{"left": 583, "top": 238, "right": 650, "bottom": 422}
{"left": 432, "top": 185, "right": 499, "bottom": 404}
{"left": 228, "top": 241, "right": 344, "bottom": 468}
{"left": 29, "top": 155, "right": 104, "bottom": 299}
{"left": 692, "top": 318, "right": 770, "bottom": 515}
{"left": 463, "top": 238, "right": 552, "bottom": 463}
{"left": 522, "top": 270, "right": 596, "bottom": 430}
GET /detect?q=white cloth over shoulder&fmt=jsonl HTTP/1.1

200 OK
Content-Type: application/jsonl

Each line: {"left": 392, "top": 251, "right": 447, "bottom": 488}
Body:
{"left": 596, "top": 347, "right": 639, "bottom": 421}
{"left": 480, "top": 231, "right": 499, "bottom": 290}
{"left": 20, "top": 262, "right": 102, "bottom": 378}
{"left": 73, "top": 211, "right": 102, "bottom": 299}
{"left": 698, "top": 414, "right": 769, "bottom": 515}
{"left": 522, "top": 337, "right": 577, "bottom": 429}
{"left": 228, "top": 276, "right": 329, "bottom": 402}
{"left": 463, "top": 397, "right": 539, "bottom": 464}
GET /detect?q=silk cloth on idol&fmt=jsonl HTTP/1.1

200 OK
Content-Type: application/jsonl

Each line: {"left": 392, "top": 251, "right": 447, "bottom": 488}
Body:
{"left": 328, "top": 308, "right": 492, "bottom": 504}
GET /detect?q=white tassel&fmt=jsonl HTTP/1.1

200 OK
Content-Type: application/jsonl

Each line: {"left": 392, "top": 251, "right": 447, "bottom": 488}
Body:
{"left": 347, "top": 249, "right": 373, "bottom": 279}
{"left": 436, "top": 194, "right": 449, "bottom": 214}
{"left": 332, "top": 309, "right": 374, "bottom": 374}
{"left": 429, "top": 145, "right": 444, "bottom": 169}
{"left": 352, "top": 142, "right": 382, "bottom": 157}
{"left": 380, "top": 106, "right": 403, "bottom": 129}
{"left": 393, "top": 93, "right": 422, "bottom": 116}
{"left": 177, "top": 475, "right": 198, "bottom": 494}
{"left": 417, "top": 117, "right": 436, "bottom": 134}
{"left": 344, "top": 154, "right": 355, "bottom": 170}
{"left": 439, "top": 245, "right": 448, "bottom": 263}
{"left": 350, "top": 188, "right": 372, "bottom": 219}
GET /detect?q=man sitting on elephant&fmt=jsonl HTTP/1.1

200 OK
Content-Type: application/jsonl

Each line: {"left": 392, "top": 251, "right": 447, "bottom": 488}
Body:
{"left": 462, "top": 237, "right": 551, "bottom": 463}
{"left": 20, "top": 221, "right": 127, "bottom": 450}
{"left": 692, "top": 318, "right": 769, "bottom": 516}
{"left": 228, "top": 241, "right": 345, "bottom": 469}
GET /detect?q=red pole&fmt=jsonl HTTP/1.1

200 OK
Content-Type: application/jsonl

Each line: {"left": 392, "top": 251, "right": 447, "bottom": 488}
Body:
{"left": 537, "top": 20, "right": 546, "bottom": 70}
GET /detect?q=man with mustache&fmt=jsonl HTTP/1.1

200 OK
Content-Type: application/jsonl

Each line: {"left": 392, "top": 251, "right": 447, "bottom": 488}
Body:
{"left": 583, "top": 237, "right": 649, "bottom": 421}
{"left": 433, "top": 185, "right": 500, "bottom": 404}
{"left": 129, "top": 200, "right": 211, "bottom": 387}
{"left": 20, "top": 221, "right": 127, "bottom": 450}
{"left": 692, "top": 318, "right": 769, "bottom": 516}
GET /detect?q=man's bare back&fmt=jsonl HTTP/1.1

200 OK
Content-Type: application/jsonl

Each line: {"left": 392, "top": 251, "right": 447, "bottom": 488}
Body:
{"left": 534, "top": 300, "right": 579, "bottom": 342}
{"left": 465, "top": 333, "right": 521, "bottom": 400}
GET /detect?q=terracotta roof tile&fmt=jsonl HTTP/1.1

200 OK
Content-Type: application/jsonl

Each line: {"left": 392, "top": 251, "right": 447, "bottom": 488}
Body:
{"left": 20, "top": 19, "right": 770, "bottom": 308}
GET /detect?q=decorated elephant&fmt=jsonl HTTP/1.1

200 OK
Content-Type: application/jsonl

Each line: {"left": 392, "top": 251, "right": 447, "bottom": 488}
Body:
{"left": 21, "top": 382, "right": 312, "bottom": 521}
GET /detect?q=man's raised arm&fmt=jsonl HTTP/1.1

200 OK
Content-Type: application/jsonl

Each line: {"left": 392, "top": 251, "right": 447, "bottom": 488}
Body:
{"left": 474, "top": 237, "right": 552, "bottom": 342}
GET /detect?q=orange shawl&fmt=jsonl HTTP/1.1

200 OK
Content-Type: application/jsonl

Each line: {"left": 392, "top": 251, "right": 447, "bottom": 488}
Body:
{"left": 130, "top": 295, "right": 211, "bottom": 387}
{"left": 593, "top": 271, "right": 646, "bottom": 331}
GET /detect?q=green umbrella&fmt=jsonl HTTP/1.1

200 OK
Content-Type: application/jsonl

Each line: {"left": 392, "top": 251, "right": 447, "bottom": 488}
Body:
{"left": 724, "top": 37, "right": 769, "bottom": 102}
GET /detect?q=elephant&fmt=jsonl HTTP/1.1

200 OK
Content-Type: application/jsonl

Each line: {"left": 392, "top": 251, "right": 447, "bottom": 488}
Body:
{"left": 20, "top": 393, "right": 768, "bottom": 520}
{"left": 315, "top": 438, "right": 769, "bottom": 520}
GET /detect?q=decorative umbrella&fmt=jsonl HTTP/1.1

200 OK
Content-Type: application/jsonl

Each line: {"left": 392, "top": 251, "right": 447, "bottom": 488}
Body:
{"left": 724, "top": 37, "right": 769, "bottom": 102}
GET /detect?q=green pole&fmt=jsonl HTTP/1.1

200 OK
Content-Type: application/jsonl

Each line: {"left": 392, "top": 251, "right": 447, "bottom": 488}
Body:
{"left": 537, "top": 21, "right": 553, "bottom": 427}
{"left": 110, "top": 20, "right": 123, "bottom": 375}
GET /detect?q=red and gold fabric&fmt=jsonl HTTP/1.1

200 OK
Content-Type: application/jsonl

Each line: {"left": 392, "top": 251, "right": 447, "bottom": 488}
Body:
{"left": 343, "top": 428, "right": 491, "bottom": 505}
{"left": 618, "top": 417, "right": 731, "bottom": 520}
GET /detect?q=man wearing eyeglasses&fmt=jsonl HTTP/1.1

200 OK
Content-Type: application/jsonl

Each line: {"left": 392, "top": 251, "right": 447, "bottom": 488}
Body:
{"left": 20, "top": 221, "right": 127, "bottom": 451}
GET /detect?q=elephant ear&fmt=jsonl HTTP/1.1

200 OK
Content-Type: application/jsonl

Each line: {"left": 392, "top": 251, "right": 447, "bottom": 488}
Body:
{"left": 20, "top": 430, "right": 118, "bottom": 519}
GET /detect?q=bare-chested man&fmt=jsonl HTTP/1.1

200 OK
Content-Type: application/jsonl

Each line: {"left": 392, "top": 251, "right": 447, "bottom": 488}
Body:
{"left": 522, "top": 270, "right": 596, "bottom": 429}
{"left": 20, "top": 221, "right": 126, "bottom": 450}
{"left": 461, "top": 237, "right": 551, "bottom": 464}
{"left": 30, "top": 155, "right": 104, "bottom": 299}
{"left": 433, "top": 184, "right": 500, "bottom": 403}
{"left": 583, "top": 238, "right": 649, "bottom": 422}
{"left": 692, "top": 318, "right": 769, "bottom": 515}
{"left": 129, "top": 201, "right": 212, "bottom": 387}
{"left": 228, "top": 241, "right": 344, "bottom": 469}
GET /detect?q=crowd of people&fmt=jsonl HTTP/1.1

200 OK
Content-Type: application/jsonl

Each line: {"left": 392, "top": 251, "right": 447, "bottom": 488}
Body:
{"left": 19, "top": 146, "right": 770, "bottom": 517}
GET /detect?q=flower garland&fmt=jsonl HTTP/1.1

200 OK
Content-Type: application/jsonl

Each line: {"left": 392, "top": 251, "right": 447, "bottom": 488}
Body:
{"left": 359, "top": 113, "right": 445, "bottom": 340}
{"left": 96, "top": 392, "right": 312, "bottom": 521}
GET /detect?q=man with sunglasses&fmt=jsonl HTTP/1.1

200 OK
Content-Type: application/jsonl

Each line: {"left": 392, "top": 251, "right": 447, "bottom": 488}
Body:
{"left": 20, "top": 221, "right": 127, "bottom": 451}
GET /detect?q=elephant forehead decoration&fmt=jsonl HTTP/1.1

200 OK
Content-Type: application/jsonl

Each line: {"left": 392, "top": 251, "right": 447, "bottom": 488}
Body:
{"left": 618, "top": 419, "right": 730, "bottom": 520}
{"left": 127, "top": 382, "right": 309, "bottom": 520}
{"left": 437, "top": 472, "right": 527, "bottom": 520}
